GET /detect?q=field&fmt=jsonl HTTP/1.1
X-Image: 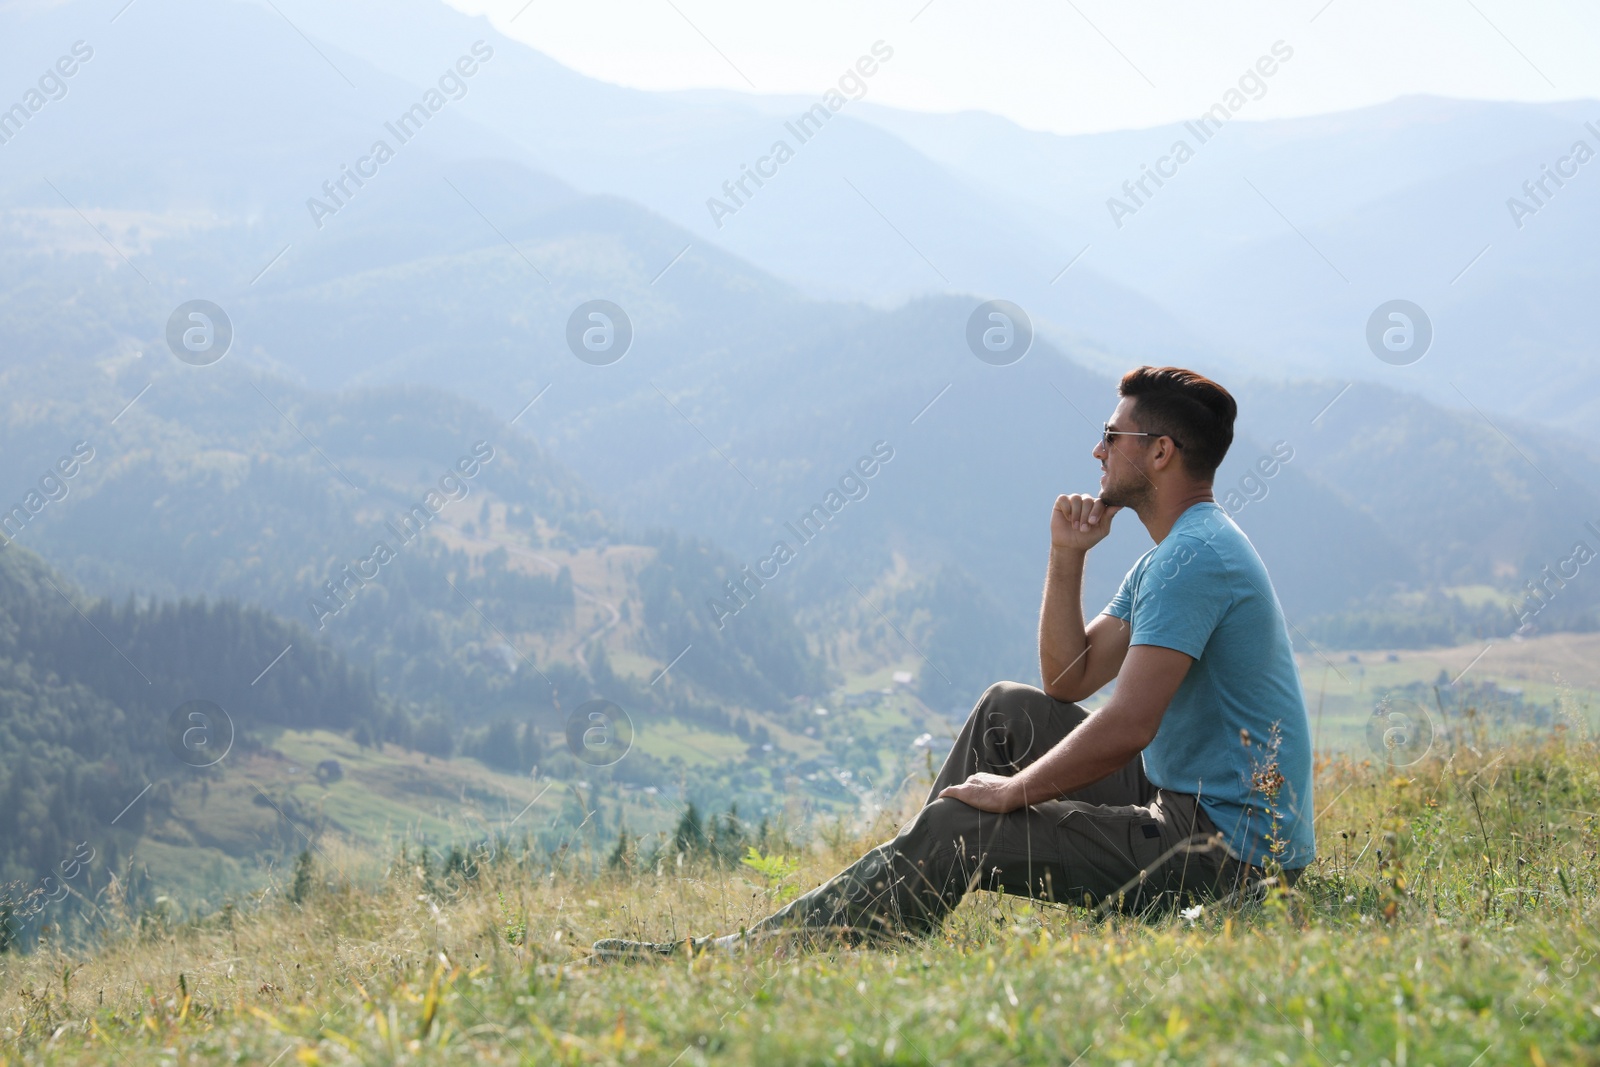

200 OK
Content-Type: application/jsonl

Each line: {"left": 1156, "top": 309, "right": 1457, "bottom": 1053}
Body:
{"left": 3, "top": 708, "right": 1598, "bottom": 1065}
{"left": 1294, "top": 631, "right": 1600, "bottom": 757}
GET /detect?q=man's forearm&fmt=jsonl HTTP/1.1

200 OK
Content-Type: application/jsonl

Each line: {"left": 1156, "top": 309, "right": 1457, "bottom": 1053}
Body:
{"left": 1005, "top": 704, "right": 1143, "bottom": 806}
{"left": 1039, "top": 546, "right": 1089, "bottom": 696}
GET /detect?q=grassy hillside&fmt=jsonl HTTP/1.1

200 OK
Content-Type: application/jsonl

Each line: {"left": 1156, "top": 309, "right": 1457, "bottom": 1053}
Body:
{"left": 1, "top": 728, "right": 1596, "bottom": 1064}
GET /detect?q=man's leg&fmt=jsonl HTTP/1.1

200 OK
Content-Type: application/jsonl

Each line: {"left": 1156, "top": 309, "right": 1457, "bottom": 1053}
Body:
{"left": 743, "top": 787, "right": 1229, "bottom": 946}
{"left": 934, "top": 684, "right": 1295, "bottom": 904}
{"left": 742, "top": 681, "right": 1183, "bottom": 946}
{"left": 593, "top": 682, "right": 1230, "bottom": 959}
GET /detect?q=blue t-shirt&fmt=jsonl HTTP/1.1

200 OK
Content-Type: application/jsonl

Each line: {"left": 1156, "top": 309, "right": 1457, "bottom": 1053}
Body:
{"left": 1104, "top": 502, "right": 1315, "bottom": 869}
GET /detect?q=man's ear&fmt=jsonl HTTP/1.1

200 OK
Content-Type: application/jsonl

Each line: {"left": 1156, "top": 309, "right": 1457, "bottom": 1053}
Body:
{"left": 1150, "top": 438, "right": 1181, "bottom": 472}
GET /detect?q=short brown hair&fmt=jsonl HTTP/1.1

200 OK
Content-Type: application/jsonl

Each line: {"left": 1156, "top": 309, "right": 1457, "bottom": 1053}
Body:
{"left": 1117, "top": 366, "right": 1236, "bottom": 479}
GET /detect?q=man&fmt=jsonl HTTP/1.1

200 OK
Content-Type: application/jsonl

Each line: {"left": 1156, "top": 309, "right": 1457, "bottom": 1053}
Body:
{"left": 595, "top": 366, "right": 1314, "bottom": 960}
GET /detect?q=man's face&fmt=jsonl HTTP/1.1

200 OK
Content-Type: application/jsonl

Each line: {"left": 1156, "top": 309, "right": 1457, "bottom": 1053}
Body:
{"left": 1093, "top": 397, "right": 1154, "bottom": 509}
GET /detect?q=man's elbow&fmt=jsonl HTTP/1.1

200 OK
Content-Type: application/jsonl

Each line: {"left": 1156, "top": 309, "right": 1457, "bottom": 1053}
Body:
{"left": 1125, "top": 713, "right": 1162, "bottom": 751}
{"left": 1042, "top": 663, "right": 1109, "bottom": 703}
{"left": 1102, "top": 702, "right": 1161, "bottom": 752}
{"left": 1042, "top": 678, "right": 1089, "bottom": 703}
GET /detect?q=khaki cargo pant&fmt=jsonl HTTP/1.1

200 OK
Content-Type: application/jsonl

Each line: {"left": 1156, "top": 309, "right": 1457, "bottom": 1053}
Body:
{"left": 748, "top": 681, "right": 1296, "bottom": 945}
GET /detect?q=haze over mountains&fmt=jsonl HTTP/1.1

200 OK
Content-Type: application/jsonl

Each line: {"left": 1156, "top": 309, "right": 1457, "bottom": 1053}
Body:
{"left": 3, "top": 0, "right": 1599, "bottom": 905}
{"left": 173, "top": 0, "right": 1599, "bottom": 439}
{"left": 858, "top": 94, "right": 1600, "bottom": 437}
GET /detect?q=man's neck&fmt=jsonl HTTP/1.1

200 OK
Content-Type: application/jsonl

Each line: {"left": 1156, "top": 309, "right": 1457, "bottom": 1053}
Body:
{"left": 1136, "top": 484, "right": 1216, "bottom": 543}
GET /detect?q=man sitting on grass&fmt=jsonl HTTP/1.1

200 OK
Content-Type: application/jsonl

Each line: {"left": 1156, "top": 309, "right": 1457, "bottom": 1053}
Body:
{"left": 595, "top": 365, "right": 1314, "bottom": 960}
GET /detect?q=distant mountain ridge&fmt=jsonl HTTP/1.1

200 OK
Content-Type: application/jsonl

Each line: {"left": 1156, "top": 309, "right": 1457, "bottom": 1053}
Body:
{"left": 849, "top": 93, "right": 1600, "bottom": 440}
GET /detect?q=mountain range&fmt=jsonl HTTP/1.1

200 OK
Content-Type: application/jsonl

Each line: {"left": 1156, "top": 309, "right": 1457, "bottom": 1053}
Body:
{"left": 2, "top": 0, "right": 1598, "bottom": 900}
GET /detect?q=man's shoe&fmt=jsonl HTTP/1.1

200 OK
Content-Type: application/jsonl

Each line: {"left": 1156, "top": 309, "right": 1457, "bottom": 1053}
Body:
{"left": 591, "top": 935, "right": 717, "bottom": 962}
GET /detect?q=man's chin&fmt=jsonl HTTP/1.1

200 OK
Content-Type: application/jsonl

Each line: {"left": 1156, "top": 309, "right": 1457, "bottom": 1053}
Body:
{"left": 1099, "top": 483, "right": 1138, "bottom": 510}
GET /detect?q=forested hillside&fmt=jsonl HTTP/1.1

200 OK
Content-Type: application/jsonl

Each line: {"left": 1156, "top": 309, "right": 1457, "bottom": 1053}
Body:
{"left": 0, "top": 544, "right": 380, "bottom": 886}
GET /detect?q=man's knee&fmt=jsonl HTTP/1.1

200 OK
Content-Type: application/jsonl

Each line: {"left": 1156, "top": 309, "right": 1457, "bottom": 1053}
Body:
{"left": 899, "top": 797, "right": 986, "bottom": 857}
{"left": 970, "top": 680, "right": 1041, "bottom": 726}
{"left": 981, "top": 680, "right": 1039, "bottom": 705}
{"left": 976, "top": 681, "right": 1060, "bottom": 764}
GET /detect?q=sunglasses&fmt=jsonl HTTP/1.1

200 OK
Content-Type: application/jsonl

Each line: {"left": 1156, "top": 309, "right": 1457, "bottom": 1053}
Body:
{"left": 1102, "top": 423, "right": 1184, "bottom": 450}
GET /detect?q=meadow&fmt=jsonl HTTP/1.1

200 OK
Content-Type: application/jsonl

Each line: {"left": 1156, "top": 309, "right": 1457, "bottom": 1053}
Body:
{"left": 2, "top": 707, "right": 1598, "bottom": 1066}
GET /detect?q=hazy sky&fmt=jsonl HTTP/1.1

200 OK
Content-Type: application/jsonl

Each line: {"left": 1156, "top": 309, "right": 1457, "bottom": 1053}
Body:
{"left": 443, "top": 0, "right": 1598, "bottom": 134}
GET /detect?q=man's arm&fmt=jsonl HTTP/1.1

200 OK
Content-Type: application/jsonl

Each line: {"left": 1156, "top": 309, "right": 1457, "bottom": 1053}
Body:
{"left": 938, "top": 644, "right": 1193, "bottom": 813}
{"left": 1040, "top": 494, "right": 1130, "bottom": 701}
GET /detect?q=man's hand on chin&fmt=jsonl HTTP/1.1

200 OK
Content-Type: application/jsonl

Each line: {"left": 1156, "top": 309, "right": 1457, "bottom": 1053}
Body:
{"left": 938, "top": 772, "right": 1028, "bottom": 813}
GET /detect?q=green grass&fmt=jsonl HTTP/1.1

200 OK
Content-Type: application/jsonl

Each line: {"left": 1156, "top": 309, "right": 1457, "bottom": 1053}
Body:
{"left": 4, "top": 726, "right": 1599, "bottom": 1064}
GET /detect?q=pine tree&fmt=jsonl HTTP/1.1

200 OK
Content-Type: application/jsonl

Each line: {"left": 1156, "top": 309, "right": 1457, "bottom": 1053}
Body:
{"left": 289, "top": 849, "right": 315, "bottom": 904}
{"left": 672, "top": 803, "right": 705, "bottom": 855}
